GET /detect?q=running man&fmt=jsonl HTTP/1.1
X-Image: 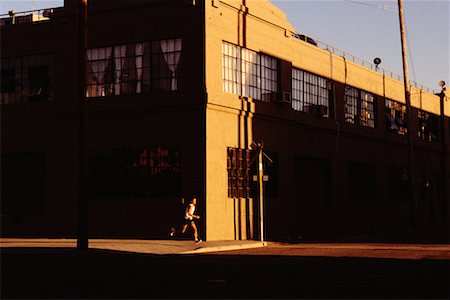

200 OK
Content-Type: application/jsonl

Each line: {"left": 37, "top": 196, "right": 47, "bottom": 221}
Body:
{"left": 170, "top": 197, "right": 202, "bottom": 243}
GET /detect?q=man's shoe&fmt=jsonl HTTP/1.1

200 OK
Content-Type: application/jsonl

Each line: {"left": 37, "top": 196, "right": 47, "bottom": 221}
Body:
{"left": 169, "top": 227, "right": 176, "bottom": 237}
{"left": 194, "top": 239, "right": 202, "bottom": 244}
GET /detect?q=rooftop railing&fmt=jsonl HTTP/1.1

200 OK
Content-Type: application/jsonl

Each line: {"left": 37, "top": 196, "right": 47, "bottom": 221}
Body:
{"left": 292, "top": 32, "right": 439, "bottom": 94}
{"left": 0, "top": 7, "right": 62, "bottom": 25}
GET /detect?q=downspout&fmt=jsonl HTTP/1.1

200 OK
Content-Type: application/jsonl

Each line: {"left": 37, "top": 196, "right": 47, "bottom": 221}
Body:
{"left": 242, "top": 0, "right": 247, "bottom": 48}
{"left": 201, "top": 0, "right": 208, "bottom": 240}
{"left": 329, "top": 49, "right": 340, "bottom": 153}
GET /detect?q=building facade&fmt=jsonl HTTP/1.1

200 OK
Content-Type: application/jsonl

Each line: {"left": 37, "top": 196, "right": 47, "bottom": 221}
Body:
{"left": 1, "top": 0, "right": 449, "bottom": 241}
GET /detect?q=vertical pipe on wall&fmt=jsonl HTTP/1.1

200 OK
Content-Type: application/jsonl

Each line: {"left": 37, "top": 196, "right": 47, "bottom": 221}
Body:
{"left": 329, "top": 49, "right": 340, "bottom": 153}
{"left": 202, "top": 0, "right": 208, "bottom": 241}
{"left": 77, "top": 0, "right": 89, "bottom": 250}
{"left": 246, "top": 98, "right": 255, "bottom": 239}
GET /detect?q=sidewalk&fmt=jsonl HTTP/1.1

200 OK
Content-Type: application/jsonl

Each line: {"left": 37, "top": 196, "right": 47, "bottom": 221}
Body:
{"left": 0, "top": 238, "right": 267, "bottom": 255}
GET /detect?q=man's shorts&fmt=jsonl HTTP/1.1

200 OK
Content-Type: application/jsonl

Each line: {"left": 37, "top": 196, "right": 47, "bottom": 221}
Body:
{"left": 184, "top": 218, "right": 195, "bottom": 225}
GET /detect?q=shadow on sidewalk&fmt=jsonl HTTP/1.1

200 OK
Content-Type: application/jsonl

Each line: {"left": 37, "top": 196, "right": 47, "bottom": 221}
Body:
{"left": 273, "top": 226, "right": 450, "bottom": 244}
{"left": 2, "top": 246, "right": 449, "bottom": 299}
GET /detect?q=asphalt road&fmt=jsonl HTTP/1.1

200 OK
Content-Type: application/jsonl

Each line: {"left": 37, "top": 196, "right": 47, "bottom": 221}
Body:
{"left": 2, "top": 244, "right": 449, "bottom": 299}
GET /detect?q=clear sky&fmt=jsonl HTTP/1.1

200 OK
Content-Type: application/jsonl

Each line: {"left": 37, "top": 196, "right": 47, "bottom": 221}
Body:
{"left": 271, "top": 0, "right": 449, "bottom": 91}
{"left": 1, "top": 0, "right": 449, "bottom": 91}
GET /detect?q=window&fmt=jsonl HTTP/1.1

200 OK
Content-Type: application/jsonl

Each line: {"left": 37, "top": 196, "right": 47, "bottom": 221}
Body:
{"left": 385, "top": 99, "right": 407, "bottom": 135}
{"left": 89, "top": 147, "right": 181, "bottom": 198}
{"left": 86, "top": 39, "right": 182, "bottom": 97}
{"left": 260, "top": 54, "right": 278, "bottom": 101}
{"left": 344, "top": 86, "right": 376, "bottom": 128}
{"left": 418, "top": 110, "right": 439, "bottom": 142}
{"left": 0, "top": 54, "right": 53, "bottom": 104}
{"left": 1, "top": 152, "right": 45, "bottom": 215}
{"left": 294, "top": 156, "right": 332, "bottom": 209}
{"left": 222, "top": 41, "right": 278, "bottom": 101}
{"left": 152, "top": 39, "right": 182, "bottom": 92}
{"left": 222, "top": 42, "right": 241, "bottom": 95}
{"left": 227, "top": 148, "right": 251, "bottom": 198}
{"left": 388, "top": 167, "right": 408, "bottom": 200}
{"left": 292, "top": 68, "right": 331, "bottom": 117}
{"left": 29, "top": 66, "right": 49, "bottom": 101}
{"left": 348, "top": 162, "right": 376, "bottom": 198}
{"left": 1, "top": 69, "right": 16, "bottom": 93}
{"left": 241, "top": 48, "right": 261, "bottom": 100}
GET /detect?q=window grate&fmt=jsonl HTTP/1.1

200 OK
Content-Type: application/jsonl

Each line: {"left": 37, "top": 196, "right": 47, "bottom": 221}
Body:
{"left": 227, "top": 147, "right": 251, "bottom": 198}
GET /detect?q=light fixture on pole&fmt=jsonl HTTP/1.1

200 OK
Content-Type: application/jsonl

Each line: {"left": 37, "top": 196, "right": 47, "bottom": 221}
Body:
{"left": 8, "top": 10, "right": 16, "bottom": 24}
{"left": 373, "top": 57, "right": 381, "bottom": 71}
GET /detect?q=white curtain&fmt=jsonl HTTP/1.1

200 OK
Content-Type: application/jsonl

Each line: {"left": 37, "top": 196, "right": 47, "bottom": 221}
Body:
{"left": 160, "top": 39, "right": 182, "bottom": 91}
{"left": 87, "top": 47, "right": 112, "bottom": 97}
{"left": 135, "top": 43, "right": 143, "bottom": 93}
{"left": 86, "top": 49, "right": 94, "bottom": 97}
{"left": 241, "top": 48, "right": 259, "bottom": 99}
{"left": 222, "top": 42, "right": 240, "bottom": 95}
{"left": 114, "top": 45, "right": 127, "bottom": 95}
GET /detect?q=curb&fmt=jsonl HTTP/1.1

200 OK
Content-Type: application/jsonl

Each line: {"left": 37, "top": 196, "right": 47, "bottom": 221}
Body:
{"left": 181, "top": 241, "right": 267, "bottom": 254}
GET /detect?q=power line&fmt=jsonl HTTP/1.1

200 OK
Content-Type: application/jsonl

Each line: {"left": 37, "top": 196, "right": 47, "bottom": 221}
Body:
{"left": 405, "top": 22, "right": 417, "bottom": 83}
{"left": 343, "top": 0, "right": 397, "bottom": 12}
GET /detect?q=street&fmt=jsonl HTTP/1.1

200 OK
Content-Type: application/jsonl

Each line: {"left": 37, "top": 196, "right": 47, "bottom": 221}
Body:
{"left": 2, "top": 242, "right": 449, "bottom": 299}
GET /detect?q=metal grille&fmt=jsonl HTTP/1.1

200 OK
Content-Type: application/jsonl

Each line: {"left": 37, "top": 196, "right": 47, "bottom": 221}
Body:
{"left": 227, "top": 148, "right": 250, "bottom": 198}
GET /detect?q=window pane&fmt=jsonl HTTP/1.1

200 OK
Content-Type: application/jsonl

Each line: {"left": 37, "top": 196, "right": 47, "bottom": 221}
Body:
{"left": 1, "top": 55, "right": 52, "bottom": 104}
{"left": 222, "top": 42, "right": 278, "bottom": 101}
{"left": 89, "top": 147, "right": 181, "bottom": 198}
{"left": 292, "top": 68, "right": 330, "bottom": 116}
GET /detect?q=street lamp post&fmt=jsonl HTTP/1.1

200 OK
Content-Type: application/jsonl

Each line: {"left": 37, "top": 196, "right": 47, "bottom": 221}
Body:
{"left": 250, "top": 141, "right": 268, "bottom": 242}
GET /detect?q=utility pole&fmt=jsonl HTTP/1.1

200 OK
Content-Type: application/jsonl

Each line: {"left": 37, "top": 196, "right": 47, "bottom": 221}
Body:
{"left": 437, "top": 81, "right": 447, "bottom": 222}
{"left": 77, "top": 0, "right": 89, "bottom": 250}
{"left": 397, "top": 0, "right": 416, "bottom": 229}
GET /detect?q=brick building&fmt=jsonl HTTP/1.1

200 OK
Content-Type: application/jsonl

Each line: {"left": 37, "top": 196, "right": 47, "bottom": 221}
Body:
{"left": 1, "top": 0, "right": 448, "bottom": 241}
